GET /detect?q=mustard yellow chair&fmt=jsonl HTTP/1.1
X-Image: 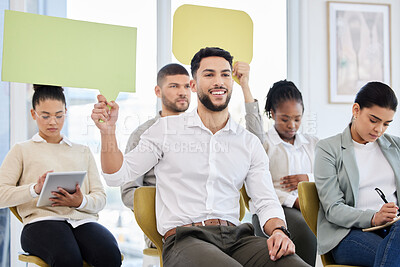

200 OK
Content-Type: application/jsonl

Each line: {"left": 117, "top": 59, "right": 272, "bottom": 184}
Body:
{"left": 298, "top": 182, "right": 360, "bottom": 267}
{"left": 133, "top": 186, "right": 246, "bottom": 267}
{"left": 240, "top": 186, "right": 250, "bottom": 210}
{"left": 9, "top": 206, "right": 123, "bottom": 267}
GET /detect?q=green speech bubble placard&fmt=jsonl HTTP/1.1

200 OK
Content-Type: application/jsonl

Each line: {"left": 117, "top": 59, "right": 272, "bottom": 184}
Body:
{"left": 2, "top": 10, "right": 137, "bottom": 101}
{"left": 173, "top": 4, "right": 253, "bottom": 69}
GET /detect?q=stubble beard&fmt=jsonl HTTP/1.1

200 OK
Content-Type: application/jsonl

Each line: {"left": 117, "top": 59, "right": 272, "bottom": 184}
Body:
{"left": 162, "top": 94, "right": 189, "bottom": 113}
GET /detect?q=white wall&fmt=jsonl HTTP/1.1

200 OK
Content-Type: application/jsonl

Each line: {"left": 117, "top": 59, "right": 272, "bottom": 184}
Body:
{"left": 288, "top": 0, "right": 400, "bottom": 139}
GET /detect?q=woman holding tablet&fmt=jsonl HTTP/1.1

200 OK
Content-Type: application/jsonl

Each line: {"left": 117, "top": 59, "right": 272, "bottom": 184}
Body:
{"left": 0, "top": 85, "right": 121, "bottom": 267}
{"left": 315, "top": 82, "right": 400, "bottom": 266}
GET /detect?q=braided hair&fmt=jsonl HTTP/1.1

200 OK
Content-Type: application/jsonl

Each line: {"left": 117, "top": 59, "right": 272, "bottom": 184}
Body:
{"left": 265, "top": 80, "right": 304, "bottom": 118}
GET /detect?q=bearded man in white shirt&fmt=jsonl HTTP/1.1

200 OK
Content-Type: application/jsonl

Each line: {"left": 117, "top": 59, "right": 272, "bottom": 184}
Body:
{"left": 91, "top": 47, "right": 309, "bottom": 267}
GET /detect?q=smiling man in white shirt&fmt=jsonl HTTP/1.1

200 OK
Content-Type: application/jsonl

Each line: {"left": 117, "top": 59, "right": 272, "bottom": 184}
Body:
{"left": 91, "top": 47, "right": 309, "bottom": 267}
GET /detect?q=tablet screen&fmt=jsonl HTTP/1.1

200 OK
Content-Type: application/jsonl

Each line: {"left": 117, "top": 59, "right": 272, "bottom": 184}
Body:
{"left": 36, "top": 171, "right": 87, "bottom": 207}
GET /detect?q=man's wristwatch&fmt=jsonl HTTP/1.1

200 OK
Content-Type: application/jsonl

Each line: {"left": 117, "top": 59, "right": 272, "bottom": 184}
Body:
{"left": 272, "top": 226, "right": 291, "bottom": 238}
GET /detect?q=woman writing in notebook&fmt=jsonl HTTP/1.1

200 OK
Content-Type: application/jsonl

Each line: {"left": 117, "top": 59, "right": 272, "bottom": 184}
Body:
{"left": 314, "top": 81, "right": 400, "bottom": 267}
{"left": 235, "top": 61, "right": 317, "bottom": 266}
{"left": 0, "top": 85, "right": 121, "bottom": 267}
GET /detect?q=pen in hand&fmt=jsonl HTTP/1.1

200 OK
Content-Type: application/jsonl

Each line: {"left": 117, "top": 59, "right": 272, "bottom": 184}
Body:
{"left": 375, "top": 187, "right": 400, "bottom": 216}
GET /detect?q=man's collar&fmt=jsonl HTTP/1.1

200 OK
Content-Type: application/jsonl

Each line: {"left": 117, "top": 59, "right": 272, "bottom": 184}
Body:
{"left": 187, "top": 108, "right": 238, "bottom": 134}
{"left": 32, "top": 133, "right": 72, "bottom": 146}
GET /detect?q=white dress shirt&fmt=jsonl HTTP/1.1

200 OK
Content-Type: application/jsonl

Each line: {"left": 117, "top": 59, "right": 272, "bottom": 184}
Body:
{"left": 103, "top": 109, "right": 285, "bottom": 235}
{"left": 269, "top": 127, "right": 313, "bottom": 207}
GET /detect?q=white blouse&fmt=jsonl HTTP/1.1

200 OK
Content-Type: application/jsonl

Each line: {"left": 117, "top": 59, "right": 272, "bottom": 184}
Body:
{"left": 353, "top": 140, "right": 397, "bottom": 211}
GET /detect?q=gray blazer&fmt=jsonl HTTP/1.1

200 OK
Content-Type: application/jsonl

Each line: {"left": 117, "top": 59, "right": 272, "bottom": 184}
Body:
{"left": 314, "top": 126, "right": 400, "bottom": 255}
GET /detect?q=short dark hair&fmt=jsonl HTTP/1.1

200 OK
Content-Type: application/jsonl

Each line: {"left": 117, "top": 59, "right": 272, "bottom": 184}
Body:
{"left": 32, "top": 84, "right": 66, "bottom": 109}
{"left": 264, "top": 80, "right": 304, "bottom": 118}
{"left": 190, "top": 47, "right": 233, "bottom": 78}
{"left": 157, "top": 63, "right": 189, "bottom": 86}
{"left": 355, "top": 81, "right": 397, "bottom": 112}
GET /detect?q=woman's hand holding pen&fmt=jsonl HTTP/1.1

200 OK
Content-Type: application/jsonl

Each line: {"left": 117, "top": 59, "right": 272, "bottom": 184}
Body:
{"left": 373, "top": 202, "right": 398, "bottom": 226}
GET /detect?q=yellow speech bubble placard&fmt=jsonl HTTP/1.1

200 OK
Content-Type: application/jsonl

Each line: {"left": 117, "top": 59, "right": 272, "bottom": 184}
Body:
{"left": 2, "top": 10, "right": 137, "bottom": 101}
{"left": 173, "top": 4, "right": 253, "bottom": 75}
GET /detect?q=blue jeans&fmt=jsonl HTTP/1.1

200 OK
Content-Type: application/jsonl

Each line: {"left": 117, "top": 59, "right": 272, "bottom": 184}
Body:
{"left": 21, "top": 220, "right": 121, "bottom": 267}
{"left": 332, "top": 221, "right": 400, "bottom": 267}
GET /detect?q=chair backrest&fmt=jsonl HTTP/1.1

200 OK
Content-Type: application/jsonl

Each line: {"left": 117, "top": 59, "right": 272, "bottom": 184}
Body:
{"left": 298, "top": 181, "right": 339, "bottom": 266}
{"left": 133, "top": 186, "right": 247, "bottom": 265}
{"left": 298, "top": 181, "right": 319, "bottom": 236}
{"left": 239, "top": 192, "right": 246, "bottom": 221}
{"left": 240, "top": 186, "right": 250, "bottom": 210}
{"left": 133, "top": 186, "right": 163, "bottom": 260}
{"left": 9, "top": 206, "right": 23, "bottom": 223}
